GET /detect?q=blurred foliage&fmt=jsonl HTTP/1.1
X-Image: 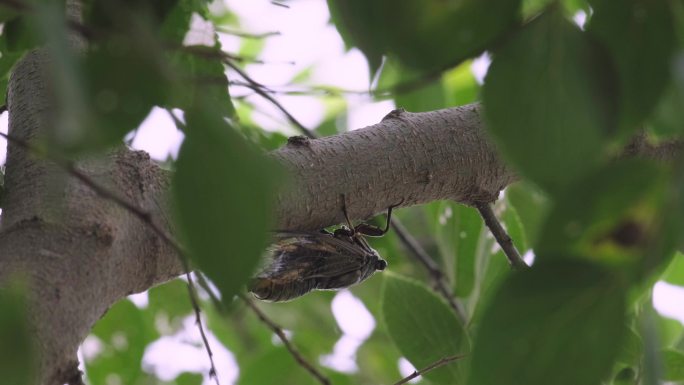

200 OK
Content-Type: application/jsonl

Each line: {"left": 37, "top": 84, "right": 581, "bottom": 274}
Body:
{"left": 0, "top": 281, "right": 36, "bottom": 385}
{"left": 1, "top": 0, "right": 683, "bottom": 384}
{"left": 483, "top": 6, "right": 617, "bottom": 194}
{"left": 327, "top": 0, "right": 521, "bottom": 74}
{"left": 469, "top": 260, "right": 627, "bottom": 385}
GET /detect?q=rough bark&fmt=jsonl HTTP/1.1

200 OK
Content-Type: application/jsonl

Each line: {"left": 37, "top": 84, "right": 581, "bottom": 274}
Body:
{"left": 0, "top": 50, "right": 681, "bottom": 384}
{"left": 271, "top": 105, "right": 516, "bottom": 231}
{"left": 0, "top": 50, "right": 181, "bottom": 385}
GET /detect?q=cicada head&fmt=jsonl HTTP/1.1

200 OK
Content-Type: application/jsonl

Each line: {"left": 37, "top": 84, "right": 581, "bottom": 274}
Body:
{"left": 318, "top": 250, "right": 386, "bottom": 290}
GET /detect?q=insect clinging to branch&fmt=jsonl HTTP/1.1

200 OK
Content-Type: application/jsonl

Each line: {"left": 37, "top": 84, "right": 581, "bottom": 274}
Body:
{"left": 248, "top": 197, "right": 401, "bottom": 302}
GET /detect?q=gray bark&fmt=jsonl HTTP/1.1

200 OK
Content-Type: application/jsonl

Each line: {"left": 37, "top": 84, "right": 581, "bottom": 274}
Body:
{"left": 1, "top": 50, "right": 181, "bottom": 385}
{"left": 0, "top": 50, "right": 680, "bottom": 384}
{"left": 271, "top": 105, "right": 516, "bottom": 231}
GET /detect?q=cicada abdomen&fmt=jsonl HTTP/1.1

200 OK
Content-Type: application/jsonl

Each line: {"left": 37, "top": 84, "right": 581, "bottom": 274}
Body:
{"left": 249, "top": 200, "right": 399, "bottom": 302}
{"left": 249, "top": 232, "right": 387, "bottom": 302}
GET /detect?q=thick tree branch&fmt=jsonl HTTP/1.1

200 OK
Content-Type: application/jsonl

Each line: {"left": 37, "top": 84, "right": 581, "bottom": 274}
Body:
{"left": 271, "top": 105, "right": 518, "bottom": 230}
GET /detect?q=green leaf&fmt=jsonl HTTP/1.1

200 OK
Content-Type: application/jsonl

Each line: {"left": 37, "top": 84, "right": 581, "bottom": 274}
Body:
{"left": 428, "top": 202, "right": 483, "bottom": 298}
{"left": 468, "top": 260, "right": 626, "bottom": 385}
{"left": 327, "top": 0, "right": 521, "bottom": 74}
{"left": 501, "top": 198, "right": 528, "bottom": 254}
{"left": 0, "top": 284, "right": 36, "bottom": 385}
{"left": 536, "top": 160, "right": 676, "bottom": 273}
{"left": 483, "top": 8, "right": 617, "bottom": 193}
{"left": 394, "top": 77, "right": 446, "bottom": 113}
{"left": 176, "top": 372, "right": 204, "bottom": 385}
{"left": 615, "top": 327, "right": 642, "bottom": 367}
{"left": 661, "top": 252, "right": 684, "bottom": 286}
{"left": 74, "top": 37, "right": 170, "bottom": 151}
{"left": 382, "top": 273, "right": 469, "bottom": 384}
{"left": 522, "top": 0, "right": 555, "bottom": 18}
{"left": 506, "top": 182, "right": 549, "bottom": 247}
{"left": 0, "top": 36, "right": 25, "bottom": 98}
{"left": 0, "top": 5, "right": 20, "bottom": 23}
{"left": 650, "top": 82, "right": 684, "bottom": 138}
{"left": 160, "top": 0, "right": 210, "bottom": 44}
{"left": 662, "top": 349, "right": 684, "bottom": 381}
{"left": 383, "top": 0, "right": 522, "bottom": 72}
{"left": 326, "top": 0, "right": 385, "bottom": 75}
{"left": 3, "top": 16, "right": 43, "bottom": 52}
{"left": 466, "top": 241, "right": 510, "bottom": 323}
{"left": 173, "top": 109, "right": 281, "bottom": 307}
{"left": 612, "top": 367, "right": 637, "bottom": 385}
{"left": 657, "top": 313, "right": 684, "bottom": 349}
{"left": 86, "top": 0, "right": 179, "bottom": 31}
{"left": 443, "top": 61, "right": 480, "bottom": 107}
{"left": 147, "top": 278, "right": 193, "bottom": 325}
{"left": 238, "top": 347, "right": 323, "bottom": 385}
{"left": 521, "top": 0, "right": 591, "bottom": 20}
{"left": 87, "top": 299, "right": 156, "bottom": 385}
{"left": 22, "top": 0, "right": 175, "bottom": 153}
{"left": 167, "top": 47, "right": 235, "bottom": 118}
{"left": 356, "top": 337, "right": 404, "bottom": 384}
{"left": 378, "top": 59, "right": 447, "bottom": 112}
{"left": 588, "top": 0, "right": 677, "bottom": 134}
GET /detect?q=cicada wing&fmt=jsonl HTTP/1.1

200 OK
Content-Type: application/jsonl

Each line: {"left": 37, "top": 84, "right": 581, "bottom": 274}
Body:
{"left": 249, "top": 276, "right": 317, "bottom": 302}
{"left": 249, "top": 233, "right": 332, "bottom": 301}
{"left": 249, "top": 232, "right": 382, "bottom": 301}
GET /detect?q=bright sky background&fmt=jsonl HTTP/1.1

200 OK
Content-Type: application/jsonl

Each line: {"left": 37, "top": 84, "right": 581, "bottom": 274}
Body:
{"left": 0, "top": 1, "right": 682, "bottom": 384}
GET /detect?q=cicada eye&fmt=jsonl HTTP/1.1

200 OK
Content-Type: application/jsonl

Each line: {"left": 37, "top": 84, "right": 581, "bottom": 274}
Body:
{"left": 375, "top": 259, "right": 387, "bottom": 271}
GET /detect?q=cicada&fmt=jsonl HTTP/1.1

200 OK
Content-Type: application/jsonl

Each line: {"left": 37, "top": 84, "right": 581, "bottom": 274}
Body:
{"left": 249, "top": 201, "right": 399, "bottom": 302}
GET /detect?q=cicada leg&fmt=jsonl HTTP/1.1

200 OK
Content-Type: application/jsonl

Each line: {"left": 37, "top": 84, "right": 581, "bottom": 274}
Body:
{"left": 347, "top": 198, "right": 404, "bottom": 237}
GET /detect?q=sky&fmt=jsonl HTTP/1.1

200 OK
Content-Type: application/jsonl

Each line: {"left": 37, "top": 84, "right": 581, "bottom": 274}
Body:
{"left": 0, "top": 1, "right": 682, "bottom": 384}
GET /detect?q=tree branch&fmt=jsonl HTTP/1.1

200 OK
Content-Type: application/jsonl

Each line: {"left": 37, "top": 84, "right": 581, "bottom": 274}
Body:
{"left": 475, "top": 202, "right": 528, "bottom": 270}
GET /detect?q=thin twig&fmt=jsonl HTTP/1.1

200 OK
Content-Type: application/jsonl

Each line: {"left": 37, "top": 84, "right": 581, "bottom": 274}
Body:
{"left": 215, "top": 27, "right": 281, "bottom": 39}
{"left": 223, "top": 59, "right": 316, "bottom": 138}
{"left": 184, "top": 273, "right": 221, "bottom": 384}
{"left": 475, "top": 202, "right": 528, "bottom": 270}
{"left": 392, "top": 355, "right": 466, "bottom": 385}
{"left": 271, "top": 0, "right": 289, "bottom": 8}
{"left": 239, "top": 294, "right": 331, "bottom": 385}
{"left": 390, "top": 217, "right": 467, "bottom": 323}
{"left": 0, "top": 131, "right": 221, "bottom": 385}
